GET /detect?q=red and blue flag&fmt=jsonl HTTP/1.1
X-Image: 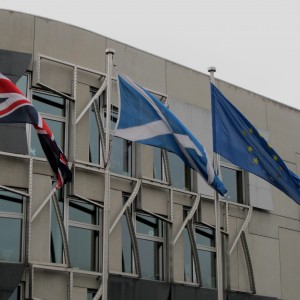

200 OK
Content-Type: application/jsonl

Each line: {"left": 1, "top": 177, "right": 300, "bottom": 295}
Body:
{"left": 0, "top": 73, "right": 72, "bottom": 188}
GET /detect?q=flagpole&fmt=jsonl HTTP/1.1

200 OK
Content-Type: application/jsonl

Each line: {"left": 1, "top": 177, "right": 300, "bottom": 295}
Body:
{"left": 102, "top": 48, "right": 115, "bottom": 300}
{"left": 208, "top": 66, "right": 224, "bottom": 300}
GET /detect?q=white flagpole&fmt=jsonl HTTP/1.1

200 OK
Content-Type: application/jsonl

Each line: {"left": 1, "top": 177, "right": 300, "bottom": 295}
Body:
{"left": 102, "top": 48, "right": 115, "bottom": 300}
{"left": 208, "top": 66, "right": 224, "bottom": 300}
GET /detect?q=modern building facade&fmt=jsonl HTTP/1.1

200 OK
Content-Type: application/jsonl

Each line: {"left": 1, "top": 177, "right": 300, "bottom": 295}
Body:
{"left": 0, "top": 9, "right": 300, "bottom": 300}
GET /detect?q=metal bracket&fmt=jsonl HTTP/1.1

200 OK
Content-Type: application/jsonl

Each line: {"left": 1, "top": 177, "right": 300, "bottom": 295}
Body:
{"left": 173, "top": 193, "right": 200, "bottom": 245}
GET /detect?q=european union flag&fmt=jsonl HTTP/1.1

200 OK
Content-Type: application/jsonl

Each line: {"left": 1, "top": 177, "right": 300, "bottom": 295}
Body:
{"left": 211, "top": 83, "right": 300, "bottom": 205}
{"left": 114, "top": 73, "right": 227, "bottom": 196}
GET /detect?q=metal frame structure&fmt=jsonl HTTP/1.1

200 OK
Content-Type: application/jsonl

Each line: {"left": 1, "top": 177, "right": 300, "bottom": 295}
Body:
{"left": 0, "top": 52, "right": 258, "bottom": 300}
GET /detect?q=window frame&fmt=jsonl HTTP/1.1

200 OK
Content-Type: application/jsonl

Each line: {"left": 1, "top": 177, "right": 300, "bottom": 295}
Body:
{"left": 29, "top": 88, "right": 69, "bottom": 159}
{"left": 168, "top": 151, "right": 193, "bottom": 191}
{"left": 135, "top": 211, "right": 166, "bottom": 281}
{"left": 220, "top": 158, "right": 245, "bottom": 204}
{"left": 194, "top": 223, "right": 217, "bottom": 289}
{"left": 89, "top": 88, "right": 133, "bottom": 176}
{"left": 0, "top": 188, "right": 27, "bottom": 264}
{"left": 67, "top": 197, "right": 102, "bottom": 272}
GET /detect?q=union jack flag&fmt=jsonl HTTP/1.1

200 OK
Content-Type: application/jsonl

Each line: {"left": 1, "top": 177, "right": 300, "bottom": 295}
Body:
{"left": 0, "top": 73, "right": 72, "bottom": 188}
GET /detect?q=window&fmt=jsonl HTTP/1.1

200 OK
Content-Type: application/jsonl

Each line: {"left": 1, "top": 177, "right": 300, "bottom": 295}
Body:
{"left": 30, "top": 91, "right": 66, "bottom": 158}
{"left": 9, "top": 285, "right": 22, "bottom": 300}
{"left": 89, "top": 92, "right": 101, "bottom": 165}
{"left": 183, "top": 209, "right": 193, "bottom": 283}
{"left": 0, "top": 190, "right": 25, "bottom": 263}
{"left": 89, "top": 90, "right": 132, "bottom": 176}
{"left": 153, "top": 147, "right": 163, "bottom": 181}
{"left": 195, "top": 225, "right": 216, "bottom": 288}
{"left": 136, "top": 213, "right": 164, "bottom": 281}
{"left": 50, "top": 189, "right": 64, "bottom": 264}
{"left": 87, "top": 289, "right": 97, "bottom": 299}
{"left": 121, "top": 196, "right": 133, "bottom": 274}
{"left": 168, "top": 152, "right": 192, "bottom": 190}
{"left": 220, "top": 157, "right": 244, "bottom": 203}
{"left": 16, "top": 74, "right": 29, "bottom": 97}
{"left": 68, "top": 199, "right": 101, "bottom": 272}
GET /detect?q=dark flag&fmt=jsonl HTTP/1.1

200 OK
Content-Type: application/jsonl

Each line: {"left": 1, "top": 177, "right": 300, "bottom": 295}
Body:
{"left": 0, "top": 73, "right": 72, "bottom": 188}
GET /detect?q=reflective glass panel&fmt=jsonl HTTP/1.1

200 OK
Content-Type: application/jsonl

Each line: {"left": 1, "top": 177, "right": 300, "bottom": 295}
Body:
{"left": 69, "top": 200, "right": 99, "bottom": 225}
{"left": 137, "top": 239, "right": 163, "bottom": 281}
{"left": 121, "top": 214, "right": 132, "bottom": 273}
{"left": 221, "top": 166, "right": 243, "bottom": 203}
{"left": 16, "top": 75, "right": 28, "bottom": 96}
{"left": 183, "top": 227, "right": 193, "bottom": 282}
{"left": 30, "top": 119, "right": 64, "bottom": 157}
{"left": 87, "top": 290, "right": 96, "bottom": 300}
{"left": 168, "top": 152, "right": 191, "bottom": 190}
{"left": 136, "top": 214, "right": 163, "bottom": 238}
{"left": 153, "top": 147, "right": 162, "bottom": 180}
{"left": 0, "top": 191, "right": 23, "bottom": 213}
{"left": 69, "top": 227, "right": 99, "bottom": 272}
{"left": 110, "top": 136, "right": 132, "bottom": 176}
{"left": 8, "top": 286, "right": 20, "bottom": 300}
{"left": 50, "top": 192, "right": 64, "bottom": 264}
{"left": 32, "top": 92, "right": 65, "bottom": 117}
{"left": 89, "top": 104, "right": 100, "bottom": 165}
{"left": 198, "top": 250, "right": 216, "bottom": 288}
{"left": 195, "top": 226, "right": 215, "bottom": 247}
{"left": 0, "top": 218, "right": 22, "bottom": 262}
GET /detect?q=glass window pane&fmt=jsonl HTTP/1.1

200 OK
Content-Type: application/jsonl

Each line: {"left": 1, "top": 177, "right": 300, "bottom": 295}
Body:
{"left": 50, "top": 194, "right": 64, "bottom": 264}
{"left": 0, "top": 191, "right": 23, "bottom": 213}
{"left": 89, "top": 106, "right": 100, "bottom": 165}
{"left": 183, "top": 228, "right": 193, "bottom": 282}
{"left": 198, "top": 250, "right": 216, "bottom": 288}
{"left": 221, "top": 167, "right": 242, "bottom": 203}
{"left": 16, "top": 75, "right": 28, "bottom": 96}
{"left": 69, "top": 227, "right": 99, "bottom": 272}
{"left": 110, "top": 136, "right": 132, "bottom": 176}
{"left": 195, "top": 226, "right": 215, "bottom": 247}
{"left": 87, "top": 290, "right": 96, "bottom": 300}
{"left": 138, "top": 239, "right": 163, "bottom": 281}
{"left": 69, "top": 200, "right": 99, "bottom": 225}
{"left": 0, "top": 218, "right": 22, "bottom": 262}
{"left": 8, "top": 286, "right": 20, "bottom": 300}
{"left": 104, "top": 107, "right": 119, "bottom": 130}
{"left": 32, "top": 92, "right": 65, "bottom": 117}
{"left": 30, "top": 120, "right": 64, "bottom": 157}
{"left": 136, "top": 214, "right": 163, "bottom": 238}
{"left": 153, "top": 147, "right": 162, "bottom": 180}
{"left": 168, "top": 152, "right": 191, "bottom": 190}
{"left": 121, "top": 214, "right": 132, "bottom": 273}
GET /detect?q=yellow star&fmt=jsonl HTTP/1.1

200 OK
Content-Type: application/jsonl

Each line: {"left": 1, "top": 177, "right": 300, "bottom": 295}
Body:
{"left": 242, "top": 130, "right": 247, "bottom": 136}
{"left": 249, "top": 128, "right": 253, "bottom": 134}
{"left": 273, "top": 155, "right": 278, "bottom": 161}
{"left": 253, "top": 157, "right": 259, "bottom": 165}
{"left": 247, "top": 146, "right": 253, "bottom": 153}
{"left": 268, "top": 143, "right": 272, "bottom": 148}
{"left": 279, "top": 166, "right": 283, "bottom": 172}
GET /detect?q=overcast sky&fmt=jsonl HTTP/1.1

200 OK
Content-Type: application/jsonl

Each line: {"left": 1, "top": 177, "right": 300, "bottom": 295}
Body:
{"left": 1, "top": 0, "right": 300, "bottom": 109}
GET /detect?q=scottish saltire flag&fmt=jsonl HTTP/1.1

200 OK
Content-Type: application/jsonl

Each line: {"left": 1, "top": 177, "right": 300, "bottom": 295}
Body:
{"left": 211, "top": 83, "right": 300, "bottom": 204}
{"left": 0, "top": 73, "right": 72, "bottom": 189}
{"left": 114, "top": 73, "right": 227, "bottom": 196}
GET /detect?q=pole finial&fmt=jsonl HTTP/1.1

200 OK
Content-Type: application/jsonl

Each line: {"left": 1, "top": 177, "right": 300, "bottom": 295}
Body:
{"left": 106, "top": 48, "right": 115, "bottom": 55}
{"left": 208, "top": 66, "right": 216, "bottom": 84}
{"left": 208, "top": 66, "right": 216, "bottom": 73}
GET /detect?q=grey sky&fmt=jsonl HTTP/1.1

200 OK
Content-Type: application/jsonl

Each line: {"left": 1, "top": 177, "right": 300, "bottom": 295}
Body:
{"left": 1, "top": 0, "right": 300, "bottom": 109}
